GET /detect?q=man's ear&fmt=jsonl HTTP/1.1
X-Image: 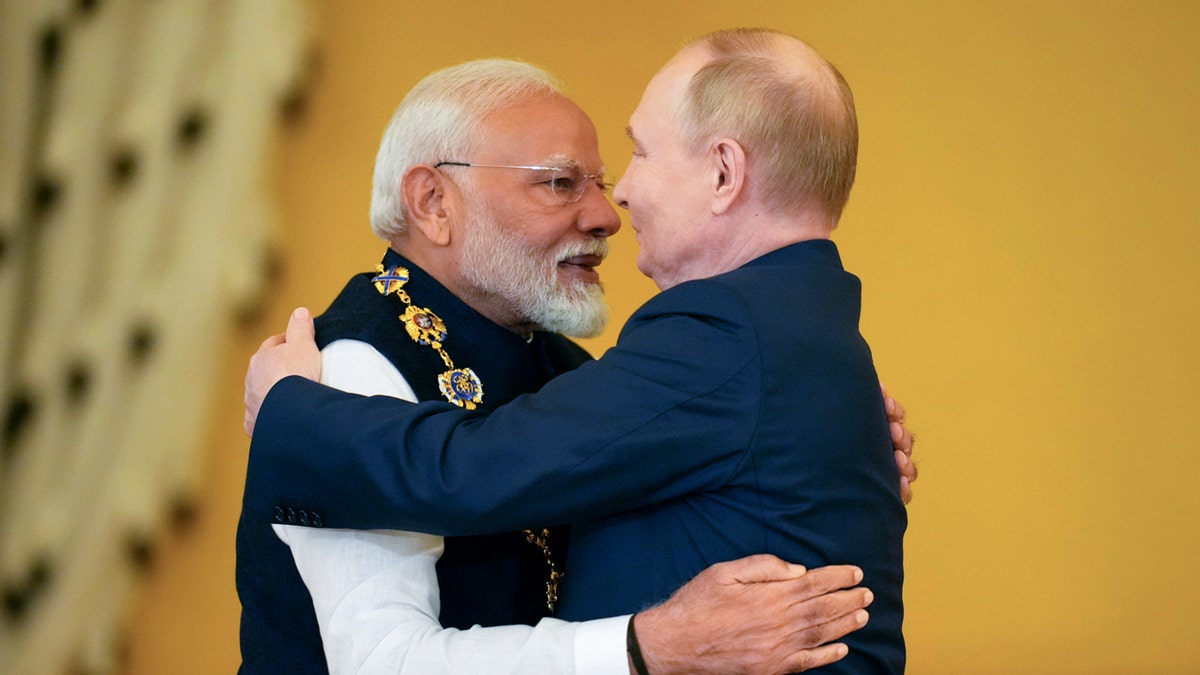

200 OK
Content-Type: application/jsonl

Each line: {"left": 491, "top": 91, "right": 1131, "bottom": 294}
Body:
{"left": 401, "top": 165, "right": 453, "bottom": 246}
{"left": 709, "top": 138, "right": 746, "bottom": 215}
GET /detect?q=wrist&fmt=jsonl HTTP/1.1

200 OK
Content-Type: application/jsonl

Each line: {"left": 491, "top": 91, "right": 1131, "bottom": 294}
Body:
{"left": 626, "top": 614, "right": 652, "bottom": 675}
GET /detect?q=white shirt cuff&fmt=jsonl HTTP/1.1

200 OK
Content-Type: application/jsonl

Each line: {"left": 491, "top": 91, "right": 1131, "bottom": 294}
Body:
{"left": 575, "top": 614, "right": 633, "bottom": 675}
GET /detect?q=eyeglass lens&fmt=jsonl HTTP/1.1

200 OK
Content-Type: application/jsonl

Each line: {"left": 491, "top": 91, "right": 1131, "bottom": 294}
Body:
{"left": 547, "top": 165, "right": 608, "bottom": 203}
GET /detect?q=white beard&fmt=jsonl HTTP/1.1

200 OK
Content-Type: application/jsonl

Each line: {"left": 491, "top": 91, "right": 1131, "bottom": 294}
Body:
{"left": 460, "top": 207, "right": 610, "bottom": 338}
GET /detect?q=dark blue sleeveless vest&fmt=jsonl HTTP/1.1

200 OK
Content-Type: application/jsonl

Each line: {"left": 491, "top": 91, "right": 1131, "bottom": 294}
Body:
{"left": 237, "top": 250, "right": 591, "bottom": 673}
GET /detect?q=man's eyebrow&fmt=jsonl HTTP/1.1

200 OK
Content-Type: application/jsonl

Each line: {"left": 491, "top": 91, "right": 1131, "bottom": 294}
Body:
{"left": 543, "top": 154, "right": 606, "bottom": 176}
{"left": 543, "top": 154, "right": 581, "bottom": 168}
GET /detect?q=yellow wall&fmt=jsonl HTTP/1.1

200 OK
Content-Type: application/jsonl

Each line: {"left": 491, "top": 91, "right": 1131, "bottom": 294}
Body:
{"left": 125, "top": 2, "right": 1200, "bottom": 673}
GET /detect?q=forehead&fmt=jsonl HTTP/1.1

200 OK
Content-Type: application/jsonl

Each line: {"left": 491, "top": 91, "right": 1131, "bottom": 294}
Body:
{"left": 477, "top": 93, "right": 603, "bottom": 168}
{"left": 629, "top": 47, "right": 708, "bottom": 140}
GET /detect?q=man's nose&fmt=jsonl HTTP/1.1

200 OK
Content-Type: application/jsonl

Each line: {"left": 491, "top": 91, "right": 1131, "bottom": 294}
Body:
{"left": 578, "top": 184, "right": 622, "bottom": 238}
{"left": 612, "top": 174, "right": 630, "bottom": 211}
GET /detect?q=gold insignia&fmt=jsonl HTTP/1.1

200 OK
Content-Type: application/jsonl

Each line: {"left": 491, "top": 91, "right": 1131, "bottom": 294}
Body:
{"left": 372, "top": 264, "right": 410, "bottom": 296}
{"left": 401, "top": 305, "right": 447, "bottom": 349}
{"left": 438, "top": 368, "right": 483, "bottom": 410}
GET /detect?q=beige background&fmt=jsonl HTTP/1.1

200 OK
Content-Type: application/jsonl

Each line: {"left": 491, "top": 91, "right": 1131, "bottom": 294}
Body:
{"left": 125, "top": 1, "right": 1200, "bottom": 673}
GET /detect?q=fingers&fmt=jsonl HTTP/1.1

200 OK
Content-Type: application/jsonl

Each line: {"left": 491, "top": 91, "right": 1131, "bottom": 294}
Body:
{"left": 882, "top": 386, "right": 905, "bottom": 424}
{"left": 896, "top": 450, "right": 915, "bottom": 503}
{"left": 244, "top": 308, "right": 322, "bottom": 439}
{"left": 788, "top": 587, "right": 872, "bottom": 648}
{"left": 244, "top": 377, "right": 258, "bottom": 437}
{"left": 285, "top": 307, "right": 315, "bottom": 344}
{"left": 259, "top": 332, "right": 285, "bottom": 350}
{"left": 635, "top": 559, "right": 872, "bottom": 675}
{"left": 895, "top": 449, "right": 913, "bottom": 479}
{"left": 258, "top": 307, "right": 313, "bottom": 349}
{"left": 781, "top": 601, "right": 869, "bottom": 671}
{"left": 890, "top": 414, "right": 917, "bottom": 504}
{"left": 786, "top": 564, "right": 863, "bottom": 599}
{"left": 890, "top": 421, "right": 912, "bottom": 454}
{"left": 784, "top": 642, "right": 850, "bottom": 672}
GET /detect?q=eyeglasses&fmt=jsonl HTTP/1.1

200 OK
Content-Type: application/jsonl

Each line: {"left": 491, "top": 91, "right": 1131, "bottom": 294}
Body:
{"left": 434, "top": 161, "right": 611, "bottom": 204}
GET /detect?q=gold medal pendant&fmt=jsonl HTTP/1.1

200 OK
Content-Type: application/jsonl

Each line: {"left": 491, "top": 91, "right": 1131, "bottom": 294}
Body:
{"left": 438, "top": 368, "right": 483, "bottom": 410}
{"left": 401, "top": 305, "right": 447, "bottom": 348}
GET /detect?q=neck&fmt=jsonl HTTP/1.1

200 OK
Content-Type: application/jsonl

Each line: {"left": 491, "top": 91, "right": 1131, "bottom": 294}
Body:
{"left": 653, "top": 207, "right": 832, "bottom": 290}
{"left": 727, "top": 199, "right": 833, "bottom": 257}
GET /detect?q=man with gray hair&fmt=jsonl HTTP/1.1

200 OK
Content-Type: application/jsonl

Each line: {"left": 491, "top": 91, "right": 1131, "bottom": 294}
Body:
{"left": 242, "top": 33, "right": 912, "bottom": 675}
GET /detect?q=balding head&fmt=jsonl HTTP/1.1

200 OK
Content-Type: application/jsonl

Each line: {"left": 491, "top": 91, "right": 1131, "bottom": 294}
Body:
{"left": 673, "top": 29, "right": 858, "bottom": 224}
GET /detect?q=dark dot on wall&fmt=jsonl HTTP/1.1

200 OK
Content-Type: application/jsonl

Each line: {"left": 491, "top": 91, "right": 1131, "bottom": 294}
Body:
{"left": 3, "top": 583, "right": 30, "bottom": 622}
{"left": 234, "top": 246, "right": 285, "bottom": 327}
{"left": 234, "top": 298, "right": 262, "bottom": 328}
{"left": 76, "top": 0, "right": 101, "bottom": 15}
{"left": 125, "top": 532, "right": 155, "bottom": 571}
{"left": 65, "top": 360, "right": 91, "bottom": 405}
{"left": 278, "top": 86, "right": 308, "bottom": 124}
{"left": 116, "top": 633, "right": 132, "bottom": 672}
{"left": 28, "top": 555, "right": 53, "bottom": 592}
{"left": 128, "top": 322, "right": 156, "bottom": 366}
{"left": 3, "top": 554, "right": 55, "bottom": 622}
{"left": 3, "top": 389, "right": 38, "bottom": 460}
{"left": 110, "top": 147, "right": 138, "bottom": 187}
{"left": 265, "top": 243, "right": 284, "bottom": 281}
{"left": 31, "top": 175, "right": 61, "bottom": 219}
{"left": 279, "top": 45, "right": 321, "bottom": 125}
{"left": 170, "top": 493, "right": 198, "bottom": 529}
{"left": 176, "top": 107, "right": 209, "bottom": 150}
{"left": 39, "top": 24, "right": 62, "bottom": 75}
{"left": 0, "top": 229, "right": 8, "bottom": 267}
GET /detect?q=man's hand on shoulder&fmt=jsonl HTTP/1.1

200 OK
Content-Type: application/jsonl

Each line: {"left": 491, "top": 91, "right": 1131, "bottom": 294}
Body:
{"left": 882, "top": 383, "right": 917, "bottom": 504}
{"left": 244, "top": 307, "right": 322, "bottom": 437}
{"left": 630, "top": 555, "right": 871, "bottom": 675}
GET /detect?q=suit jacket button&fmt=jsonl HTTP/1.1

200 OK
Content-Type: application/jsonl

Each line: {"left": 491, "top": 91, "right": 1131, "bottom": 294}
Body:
{"left": 273, "top": 507, "right": 285, "bottom": 523}
{"left": 298, "top": 510, "right": 310, "bottom": 527}
{"left": 311, "top": 513, "right": 324, "bottom": 528}
{"left": 285, "top": 508, "right": 297, "bottom": 524}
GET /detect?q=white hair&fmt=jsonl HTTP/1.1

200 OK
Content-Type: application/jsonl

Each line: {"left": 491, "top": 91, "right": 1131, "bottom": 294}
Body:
{"left": 369, "top": 59, "right": 564, "bottom": 240}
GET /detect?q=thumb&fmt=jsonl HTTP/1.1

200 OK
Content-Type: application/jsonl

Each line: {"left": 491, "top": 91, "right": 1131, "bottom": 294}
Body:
{"left": 723, "top": 553, "right": 807, "bottom": 584}
{"left": 286, "top": 307, "right": 315, "bottom": 345}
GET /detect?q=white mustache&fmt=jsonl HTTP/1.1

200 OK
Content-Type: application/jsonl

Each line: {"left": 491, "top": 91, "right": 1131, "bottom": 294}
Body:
{"left": 556, "top": 238, "right": 610, "bottom": 263}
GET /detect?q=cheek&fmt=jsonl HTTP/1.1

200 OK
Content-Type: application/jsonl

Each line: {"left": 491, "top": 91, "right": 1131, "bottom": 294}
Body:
{"left": 621, "top": 162, "right": 658, "bottom": 201}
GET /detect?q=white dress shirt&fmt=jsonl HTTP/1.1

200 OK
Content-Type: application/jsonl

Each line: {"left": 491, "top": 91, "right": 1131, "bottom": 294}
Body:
{"left": 274, "top": 339, "right": 629, "bottom": 674}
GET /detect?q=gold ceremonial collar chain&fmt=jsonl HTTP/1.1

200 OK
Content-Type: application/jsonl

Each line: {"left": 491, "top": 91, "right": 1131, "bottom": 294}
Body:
{"left": 371, "top": 263, "right": 561, "bottom": 611}
{"left": 373, "top": 264, "right": 484, "bottom": 410}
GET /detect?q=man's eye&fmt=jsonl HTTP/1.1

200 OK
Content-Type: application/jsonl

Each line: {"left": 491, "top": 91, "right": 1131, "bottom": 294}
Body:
{"left": 548, "top": 176, "right": 577, "bottom": 191}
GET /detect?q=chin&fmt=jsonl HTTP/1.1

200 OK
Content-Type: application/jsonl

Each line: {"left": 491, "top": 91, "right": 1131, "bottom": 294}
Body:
{"left": 636, "top": 259, "right": 655, "bottom": 281}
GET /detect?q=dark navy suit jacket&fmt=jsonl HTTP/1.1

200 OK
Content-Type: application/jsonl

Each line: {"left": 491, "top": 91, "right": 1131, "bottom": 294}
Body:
{"left": 247, "top": 240, "right": 907, "bottom": 672}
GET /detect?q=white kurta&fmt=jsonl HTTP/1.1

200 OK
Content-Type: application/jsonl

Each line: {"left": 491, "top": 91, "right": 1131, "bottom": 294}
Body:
{"left": 274, "top": 339, "right": 629, "bottom": 674}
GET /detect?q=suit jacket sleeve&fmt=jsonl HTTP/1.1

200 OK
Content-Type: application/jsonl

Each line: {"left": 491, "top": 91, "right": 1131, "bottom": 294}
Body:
{"left": 248, "top": 281, "right": 761, "bottom": 534}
